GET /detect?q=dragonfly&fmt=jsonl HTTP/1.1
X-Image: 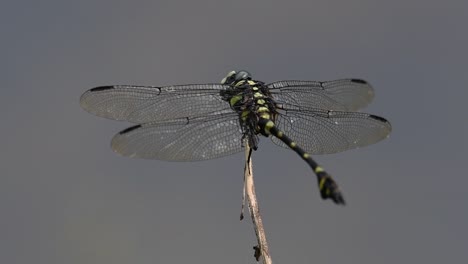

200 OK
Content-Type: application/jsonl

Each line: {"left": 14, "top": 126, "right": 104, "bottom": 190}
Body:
{"left": 80, "top": 70, "right": 392, "bottom": 205}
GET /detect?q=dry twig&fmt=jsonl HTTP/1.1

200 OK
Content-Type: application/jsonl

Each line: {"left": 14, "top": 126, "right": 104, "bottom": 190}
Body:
{"left": 243, "top": 143, "right": 272, "bottom": 264}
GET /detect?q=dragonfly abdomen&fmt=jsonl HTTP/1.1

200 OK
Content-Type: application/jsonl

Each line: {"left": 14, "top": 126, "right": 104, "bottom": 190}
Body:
{"left": 258, "top": 118, "right": 346, "bottom": 205}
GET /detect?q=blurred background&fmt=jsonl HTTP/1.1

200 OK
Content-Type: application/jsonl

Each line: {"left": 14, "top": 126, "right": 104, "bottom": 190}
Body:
{"left": 1, "top": 0, "right": 467, "bottom": 263}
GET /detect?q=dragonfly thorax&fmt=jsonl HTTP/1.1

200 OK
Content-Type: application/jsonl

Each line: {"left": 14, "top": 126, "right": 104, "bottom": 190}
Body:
{"left": 220, "top": 73, "right": 277, "bottom": 149}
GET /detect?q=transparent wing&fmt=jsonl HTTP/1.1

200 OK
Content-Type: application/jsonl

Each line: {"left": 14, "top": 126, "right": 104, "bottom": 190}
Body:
{"left": 268, "top": 79, "right": 374, "bottom": 111}
{"left": 111, "top": 113, "right": 244, "bottom": 161}
{"left": 271, "top": 108, "right": 391, "bottom": 154}
{"left": 80, "top": 84, "right": 232, "bottom": 123}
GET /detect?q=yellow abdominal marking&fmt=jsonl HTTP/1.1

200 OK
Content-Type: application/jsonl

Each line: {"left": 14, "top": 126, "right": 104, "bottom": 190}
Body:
{"left": 264, "top": 120, "right": 275, "bottom": 133}
{"left": 303, "top": 153, "right": 310, "bottom": 159}
{"left": 258, "top": 106, "right": 269, "bottom": 112}
{"left": 315, "top": 166, "right": 324, "bottom": 173}
{"left": 319, "top": 177, "right": 326, "bottom": 190}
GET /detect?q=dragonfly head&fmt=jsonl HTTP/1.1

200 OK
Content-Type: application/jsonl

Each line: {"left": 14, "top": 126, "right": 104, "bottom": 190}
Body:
{"left": 221, "top": 70, "right": 252, "bottom": 85}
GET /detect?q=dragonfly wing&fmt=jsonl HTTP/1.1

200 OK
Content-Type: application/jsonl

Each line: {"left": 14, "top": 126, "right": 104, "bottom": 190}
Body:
{"left": 80, "top": 84, "right": 232, "bottom": 123}
{"left": 271, "top": 108, "right": 391, "bottom": 154}
{"left": 268, "top": 79, "right": 374, "bottom": 111}
{"left": 111, "top": 113, "right": 244, "bottom": 161}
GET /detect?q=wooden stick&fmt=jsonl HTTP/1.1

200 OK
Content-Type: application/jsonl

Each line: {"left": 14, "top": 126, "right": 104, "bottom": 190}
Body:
{"left": 244, "top": 144, "right": 272, "bottom": 264}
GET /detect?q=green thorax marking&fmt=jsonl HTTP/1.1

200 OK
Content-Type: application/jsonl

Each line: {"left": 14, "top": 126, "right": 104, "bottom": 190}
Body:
{"left": 229, "top": 95, "right": 243, "bottom": 106}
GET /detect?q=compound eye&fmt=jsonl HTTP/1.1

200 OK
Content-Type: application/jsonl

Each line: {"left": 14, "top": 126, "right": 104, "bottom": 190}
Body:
{"left": 221, "top": 70, "right": 237, "bottom": 84}
{"left": 235, "top": 70, "right": 252, "bottom": 82}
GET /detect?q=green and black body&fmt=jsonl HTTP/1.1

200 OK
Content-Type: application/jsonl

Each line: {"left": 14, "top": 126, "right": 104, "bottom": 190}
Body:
{"left": 80, "top": 70, "right": 392, "bottom": 205}
{"left": 220, "top": 71, "right": 344, "bottom": 204}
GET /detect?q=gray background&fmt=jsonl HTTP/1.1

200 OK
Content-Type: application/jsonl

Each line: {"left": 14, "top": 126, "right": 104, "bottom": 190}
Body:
{"left": 2, "top": 0, "right": 467, "bottom": 263}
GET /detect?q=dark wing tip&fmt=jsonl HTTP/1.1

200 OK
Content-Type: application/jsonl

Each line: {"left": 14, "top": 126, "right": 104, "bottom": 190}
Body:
{"left": 119, "top": 125, "right": 142, "bottom": 135}
{"left": 89, "top": 86, "right": 115, "bottom": 92}
{"left": 350, "top": 79, "right": 368, "bottom": 84}
{"left": 369, "top": 114, "right": 389, "bottom": 124}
